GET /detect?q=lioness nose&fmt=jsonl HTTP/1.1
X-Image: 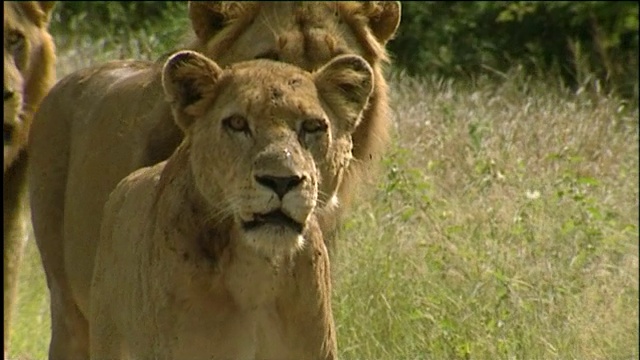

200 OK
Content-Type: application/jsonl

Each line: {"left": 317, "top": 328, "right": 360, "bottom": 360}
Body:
{"left": 4, "top": 123, "right": 14, "bottom": 143}
{"left": 255, "top": 174, "right": 304, "bottom": 199}
{"left": 4, "top": 88, "right": 15, "bottom": 101}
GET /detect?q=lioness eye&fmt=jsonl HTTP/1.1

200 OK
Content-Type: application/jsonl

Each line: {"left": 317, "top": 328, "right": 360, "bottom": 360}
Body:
{"left": 4, "top": 123, "right": 14, "bottom": 144}
{"left": 6, "top": 30, "right": 25, "bottom": 50}
{"left": 222, "top": 115, "right": 250, "bottom": 133}
{"left": 301, "top": 118, "right": 328, "bottom": 134}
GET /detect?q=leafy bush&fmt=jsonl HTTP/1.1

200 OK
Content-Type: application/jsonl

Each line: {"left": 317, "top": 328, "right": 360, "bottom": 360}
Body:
{"left": 50, "top": 2, "right": 188, "bottom": 64}
{"left": 390, "top": 1, "right": 639, "bottom": 98}
{"left": 51, "top": 1, "right": 178, "bottom": 36}
{"left": 49, "top": 1, "right": 638, "bottom": 98}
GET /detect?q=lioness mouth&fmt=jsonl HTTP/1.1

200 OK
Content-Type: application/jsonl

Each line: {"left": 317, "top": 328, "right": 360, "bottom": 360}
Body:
{"left": 243, "top": 210, "right": 303, "bottom": 233}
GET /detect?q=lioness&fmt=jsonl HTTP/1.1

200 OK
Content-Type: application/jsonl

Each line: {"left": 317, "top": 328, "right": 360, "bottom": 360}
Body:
{"left": 3, "top": 0, "right": 56, "bottom": 354}
{"left": 90, "top": 50, "right": 373, "bottom": 359}
{"left": 29, "top": 2, "right": 400, "bottom": 359}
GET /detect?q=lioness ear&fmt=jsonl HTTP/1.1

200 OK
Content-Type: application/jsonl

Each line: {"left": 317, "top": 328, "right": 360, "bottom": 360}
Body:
{"left": 188, "top": 1, "right": 254, "bottom": 41}
{"left": 20, "top": 1, "right": 56, "bottom": 27}
{"left": 362, "top": 1, "right": 401, "bottom": 44}
{"left": 38, "top": 2, "right": 57, "bottom": 24}
{"left": 314, "top": 55, "right": 374, "bottom": 131}
{"left": 162, "top": 50, "right": 223, "bottom": 131}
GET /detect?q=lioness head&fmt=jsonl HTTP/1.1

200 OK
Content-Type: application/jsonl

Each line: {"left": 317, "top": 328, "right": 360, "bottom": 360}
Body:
{"left": 162, "top": 51, "right": 373, "bottom": 257}
{"left": 4, "top": 1, "right": 56, "bottom": 173}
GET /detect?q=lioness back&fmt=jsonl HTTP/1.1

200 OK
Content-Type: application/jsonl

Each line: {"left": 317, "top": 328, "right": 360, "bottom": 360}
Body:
{"left": 28, "top": 2, "right": 400, "bottom": 359}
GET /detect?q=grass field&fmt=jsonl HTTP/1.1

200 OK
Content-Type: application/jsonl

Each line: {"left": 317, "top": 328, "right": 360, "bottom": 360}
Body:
{"left": 8, "top": 5, "right": 639, "bottom": 360}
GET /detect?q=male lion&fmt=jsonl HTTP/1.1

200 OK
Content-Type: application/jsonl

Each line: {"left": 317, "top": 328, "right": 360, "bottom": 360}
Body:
{"left": 90, "top": 50, "right": 374, "bottom": 359}
{"left": 29, "top": 2, "right": 400, "bottom": 359}
{"left": 3, "top": 0, "right": 56, "bottom": 355}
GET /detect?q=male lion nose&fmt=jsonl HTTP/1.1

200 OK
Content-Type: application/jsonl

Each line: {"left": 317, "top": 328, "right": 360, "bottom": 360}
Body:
{"left": 255, "top": 174, "right": 304, "bottom": 199}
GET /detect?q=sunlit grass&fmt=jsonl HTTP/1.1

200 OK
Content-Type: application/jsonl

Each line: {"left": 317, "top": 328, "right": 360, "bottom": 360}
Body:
{"left": 10, "top": 223, "right": 50, "bottom": 360}
{"left": 332, "top": 72, "right": 639, "bottom": 359}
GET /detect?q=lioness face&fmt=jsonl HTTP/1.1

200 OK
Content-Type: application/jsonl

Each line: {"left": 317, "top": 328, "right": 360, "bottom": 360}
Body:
{"left": 3, "top": 1, "right": 55, "bottom": 172}
{"left": 163, "top": 51, "right": 373, "bottom": 257}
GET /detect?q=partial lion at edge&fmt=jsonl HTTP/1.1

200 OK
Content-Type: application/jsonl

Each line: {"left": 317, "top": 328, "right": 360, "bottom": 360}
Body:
{"left": 3, "top": 1, "right": 56, "bottom": 357}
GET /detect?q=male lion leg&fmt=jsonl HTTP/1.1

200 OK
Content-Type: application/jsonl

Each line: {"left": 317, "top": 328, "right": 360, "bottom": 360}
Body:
{"left": 28, "top": 96, "right": 90, "bottom": 359}
{"left": 3, "top": 153, "right": 29, "bottom": 357}
{"left": 48, "top": 285, "right": 89, "bottom": 360}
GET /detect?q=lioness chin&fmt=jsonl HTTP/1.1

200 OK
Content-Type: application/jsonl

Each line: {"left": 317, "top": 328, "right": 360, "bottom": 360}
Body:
{"left": 3, "top": 1, "right": 56, "bottom": 356}
{"left": 29, "top": 2, "right": 400, "bottom": 359}
{"left": 89, "top": 50, "right": 374, "bottom": 360}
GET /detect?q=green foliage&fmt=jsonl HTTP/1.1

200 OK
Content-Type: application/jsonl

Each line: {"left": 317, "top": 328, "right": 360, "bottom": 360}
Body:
{"left": 390, "top": 1, "right": 639, "bottom": 98}
{"left": 50, "top": 2, "right": 189, "bottom": 64}
{"left": 50, "top": 2, "right": 639, "bottom": 98}
{"left": 51, "top": 1, "right": 180, "bottom": 37}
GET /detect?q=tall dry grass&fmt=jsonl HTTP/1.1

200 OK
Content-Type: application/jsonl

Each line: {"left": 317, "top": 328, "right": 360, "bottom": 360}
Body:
{"left": 332, "top": 70, "right": 639, "bottom": 359}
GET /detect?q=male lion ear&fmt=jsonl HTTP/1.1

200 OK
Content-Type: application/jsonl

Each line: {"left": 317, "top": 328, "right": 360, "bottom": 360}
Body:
{"left": 314, "top": 55, "right": 374, "bottom": 132}
{"left": 362, "top": 1, "right": 402, "bottom": 44}
{"left": 162, "top": 50, "right": 223, "bottom": 131}
{"left": 188, "top": 1, "right": 254, "bottom": 41}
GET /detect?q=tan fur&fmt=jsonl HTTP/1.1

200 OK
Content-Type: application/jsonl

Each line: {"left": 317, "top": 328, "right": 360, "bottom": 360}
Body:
{"left": 28, "top": 2, "right": 400, "bottom": 358}
{"left": 3, "top": 1, "right": 56, "bottom": 356}
{"left": 89, "top": 51, "right": 373, "bottom": 359}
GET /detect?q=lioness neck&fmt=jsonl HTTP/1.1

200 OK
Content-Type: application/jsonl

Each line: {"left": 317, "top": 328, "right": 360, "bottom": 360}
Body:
{"left": 144, "top": 142, "right": 335, "bottom": 358}
{"left": 153, "top": 143, "right": 314, "bottom": 306}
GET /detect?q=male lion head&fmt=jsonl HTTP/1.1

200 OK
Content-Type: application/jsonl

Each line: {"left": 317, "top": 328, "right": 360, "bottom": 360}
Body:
{"left": 186, "top": 2, "right": 401, "bottom": 207}
{"left": 188, "top": 1, "right": 401, "bottom": 69}
{"left": 162, "top": 51, "right": 373, "bottom": 257}
{"left": 3, "top": 1, "right": 56, "bottom": 173}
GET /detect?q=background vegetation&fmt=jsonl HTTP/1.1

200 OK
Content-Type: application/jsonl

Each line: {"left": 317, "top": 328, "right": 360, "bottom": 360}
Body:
{"left": 49, "top": 1, "right": 639, "bottom": 100}
{"left": 10, "top": 2, "right": 639, "bottom": 359}
{"left": 390, "top": 1, "right": 639, "bottom": 99}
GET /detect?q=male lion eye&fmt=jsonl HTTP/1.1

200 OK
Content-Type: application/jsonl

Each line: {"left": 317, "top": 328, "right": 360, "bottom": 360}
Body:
{"left": 255, "top": 50, "right": 280, "bottom": 61}
{"left": 301, "top": 118, "right": 328, "bottom": 134}
{"left": 222, "top": 115, "right": 250, "bottom": 133}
